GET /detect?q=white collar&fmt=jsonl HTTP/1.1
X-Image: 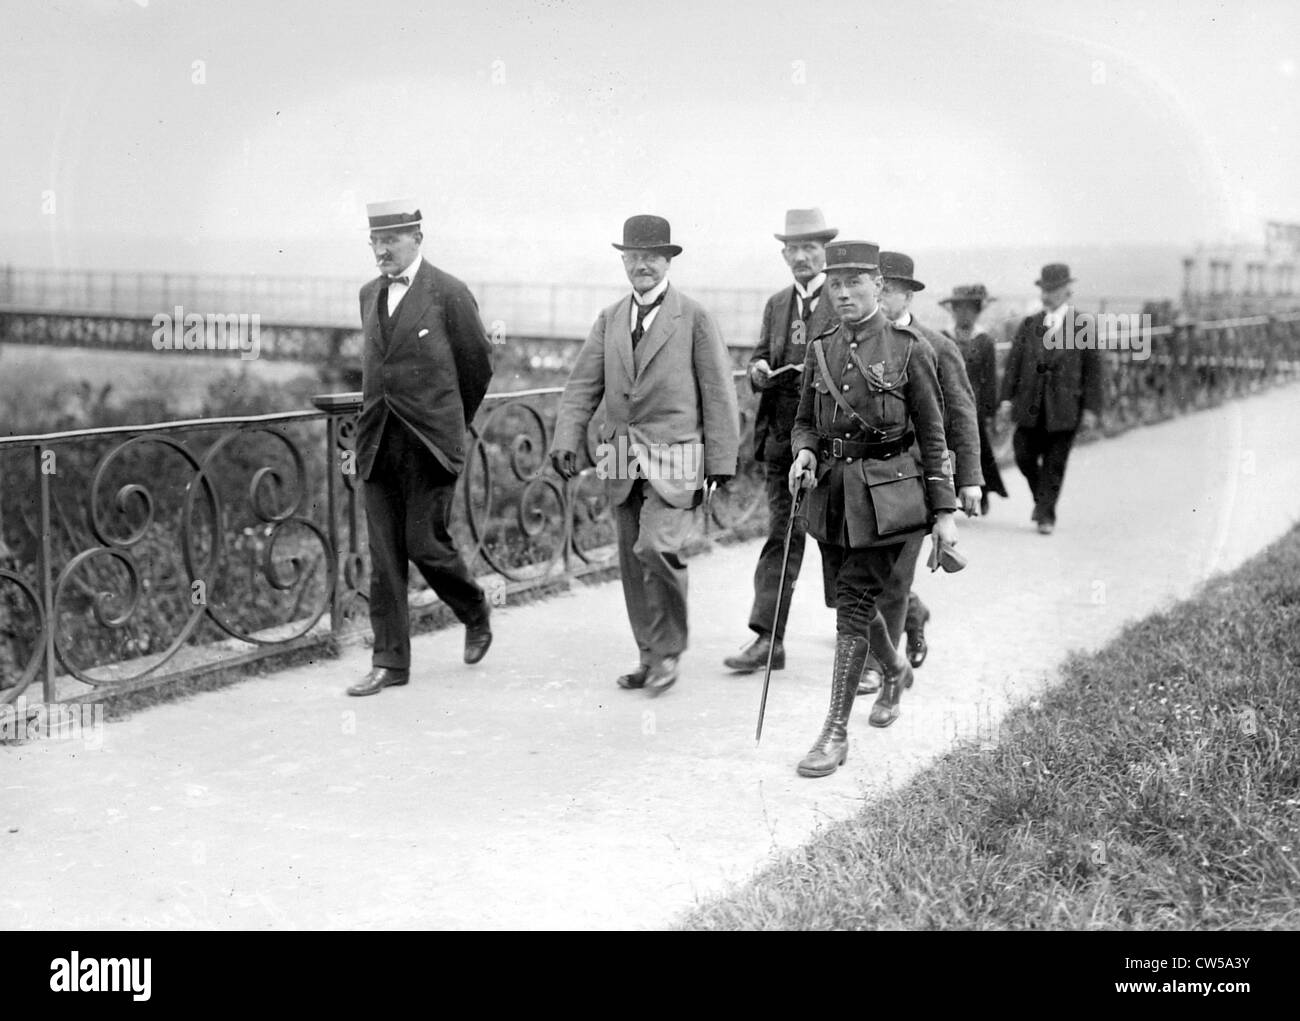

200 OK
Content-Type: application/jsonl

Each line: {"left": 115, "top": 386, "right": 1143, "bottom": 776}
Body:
{"left": 388, "top": 253, "right": 422, "bottom": 284}
{"left": 633, "top": 277, "right": 669, "bottom": 306}
{"left": 1043, "top": 303, "right": 1070, "bottom": 327}
{"left": 793, "top": 272, "right": 826, "bottom": 300}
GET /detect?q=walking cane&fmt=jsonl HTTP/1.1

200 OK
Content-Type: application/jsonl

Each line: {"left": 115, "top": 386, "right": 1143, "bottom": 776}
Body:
{"left": 755, "top": 484, "right": 805, "bottom": 743}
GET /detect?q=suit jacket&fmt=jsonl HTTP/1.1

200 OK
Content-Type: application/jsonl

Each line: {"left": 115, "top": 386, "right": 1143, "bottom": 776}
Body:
{"left": 551, "top": 285, "right": 740, "bottom": 509}
{"left": 908, "top": 320, "right": 984, "bottom": 490}
{"left": 1000, "top": 309, "right": 1104, "bottom": 432}
{"left": 748, "top": 284, "right": 836, "bottom": 463}
{"left": 355, "top": 259, "right": 493, "bottom": 480}
{"left": 946, "top": 329, "right": 999, "bottom": 420}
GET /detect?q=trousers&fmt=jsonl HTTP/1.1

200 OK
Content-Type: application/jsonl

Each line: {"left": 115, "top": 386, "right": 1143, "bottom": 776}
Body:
{"left": 364, "top": 418, "right": 488, "bottom": 670}
{"left": 614, "top": 479, "right": 697, "bottom": 665}
{"left": 817, "top": 540, "right": 907, "bottom": 638}
{"left": 746, "top": 453, "right": 807, "bottom": 641}
{"left": 1012, "top": 425, "right": 1077, "bottom": 524}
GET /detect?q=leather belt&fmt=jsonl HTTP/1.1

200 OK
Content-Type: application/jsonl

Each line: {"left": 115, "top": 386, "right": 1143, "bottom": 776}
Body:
{"left": 818, "top": 431, "right": 914, "bottom": 461}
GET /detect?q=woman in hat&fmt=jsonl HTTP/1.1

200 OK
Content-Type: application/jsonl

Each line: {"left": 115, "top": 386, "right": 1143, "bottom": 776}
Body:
{"left": 940, "top": 284, "right": 1008, "bottom": 515}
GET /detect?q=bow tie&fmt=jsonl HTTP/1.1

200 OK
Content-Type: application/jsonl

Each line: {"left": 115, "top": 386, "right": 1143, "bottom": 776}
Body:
{"left": 382, "top": 275, "right": 410, "bottom": 287}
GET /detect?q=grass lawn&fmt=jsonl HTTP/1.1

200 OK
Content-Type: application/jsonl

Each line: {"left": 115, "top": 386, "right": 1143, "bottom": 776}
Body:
{"left": 683, "top": 525, "right": 1300, "bottom": 930}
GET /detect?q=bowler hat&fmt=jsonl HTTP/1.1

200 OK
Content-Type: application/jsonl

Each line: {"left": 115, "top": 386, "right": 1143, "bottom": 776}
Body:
{"left": 939, "top": 283, "right": 996, "bottom": 309}
{"left": 366, "top": 198, "right": 422, "bottom": 232}
{"left": 612, "top": 214, "right": 682, "bottom": 257}
{"left": 774, "top": 208, "right": 838, "bottom": 243}
{"left": 1035, "top": 263, "right": 1075, "bottom": 289}
{"left": 879, "top": 251, "right": 925, "bottom": 292}
{"left": 824, "top": 240, "right": 880, "bottom": 273}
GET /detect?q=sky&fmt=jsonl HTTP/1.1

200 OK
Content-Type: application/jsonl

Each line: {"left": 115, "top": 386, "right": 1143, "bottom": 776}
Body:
{"left": 1, "top": 0, "right": 1297, "bottom": 293}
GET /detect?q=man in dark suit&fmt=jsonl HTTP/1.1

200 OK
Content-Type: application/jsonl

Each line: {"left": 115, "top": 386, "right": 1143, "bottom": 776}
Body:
{"left": 551, "top": 215, "right": 739, "bottom": 696}
{"left": 865, "top": 251, "right": 983, "bottom": 691}
{"left": 998, "top": 263, "right": 1103, "bottom": 534}
{"left": 724, "top": 209, "right": 839, "bottom": 673}
{"left": 346, "top": 199, "right": 495, "bottom": 696}
{"left": 940, "top": 284, "right": 1008, "bottom": 516}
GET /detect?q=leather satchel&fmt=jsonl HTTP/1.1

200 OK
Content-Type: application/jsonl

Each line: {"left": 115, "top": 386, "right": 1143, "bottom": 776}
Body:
{"left": 861, "top": 451, "right": 929, "bottom": 537}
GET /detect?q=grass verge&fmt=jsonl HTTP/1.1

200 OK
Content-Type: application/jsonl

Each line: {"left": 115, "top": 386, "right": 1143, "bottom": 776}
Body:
{"left": 682, "top": 525, "right": 1300, "bottom": 930}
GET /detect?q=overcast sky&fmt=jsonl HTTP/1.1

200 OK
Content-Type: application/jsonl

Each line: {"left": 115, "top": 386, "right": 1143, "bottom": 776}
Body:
{"left": 1, "top": 0, "right": 1296, "bottom": 287}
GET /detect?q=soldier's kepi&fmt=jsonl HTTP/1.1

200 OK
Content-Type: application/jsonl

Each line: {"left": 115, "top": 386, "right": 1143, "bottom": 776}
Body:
{"left": 787, "top": 240, "right": 959, "bottom": 778}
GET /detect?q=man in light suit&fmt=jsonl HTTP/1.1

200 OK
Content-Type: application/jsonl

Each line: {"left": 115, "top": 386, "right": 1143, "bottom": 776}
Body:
{"left": 346, "top": 199, "right": 495, "bottom": 697}
{"left": 724, "top": 208, "right": 839, "bottom": 673}
{"left": 997, "top": 263, "right": 1103, "bottom": 534}
{"left": 550, "top": 215, "right": 740, "bottom": 695}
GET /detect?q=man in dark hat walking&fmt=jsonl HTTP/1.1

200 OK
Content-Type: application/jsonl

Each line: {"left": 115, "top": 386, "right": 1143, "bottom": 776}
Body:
{"left": 940, "top": 284, "right": 1008, "bottom": 516}
{"left": 866, "top": 251, "right": 982, "bottom": 689}
{"left": 550, "top": 215, "right": 739, "bottom": 695}
{"left": 724, "top": 209, "right": 839, "bottom": 674}
{"left": 347, "top": 199, "right": 495, "bottom": 697}
{"left": 788, "top": 241, "right": 958, "bottom": 778}
{"left": 997, "top": 263, "right": 1103, "bottom": 534}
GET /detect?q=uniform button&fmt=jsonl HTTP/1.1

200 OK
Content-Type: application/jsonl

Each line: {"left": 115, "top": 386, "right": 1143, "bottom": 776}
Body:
{"left": 846, "top": 457, "right": 854, "bottom": 463}
{"left": 842, "top": 384, "right": 850, "bottom": 391}
{"left": 850, "top": 343, "right": 858, "bottom": 349}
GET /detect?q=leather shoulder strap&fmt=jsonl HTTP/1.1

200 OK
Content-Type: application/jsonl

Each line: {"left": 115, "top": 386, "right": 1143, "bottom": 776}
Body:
{"left": 812, "top": 339, "right": 872, "bottom": 429}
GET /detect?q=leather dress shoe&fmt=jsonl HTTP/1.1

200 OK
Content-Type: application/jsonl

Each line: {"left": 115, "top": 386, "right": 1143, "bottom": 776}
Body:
{"left": 868, "top": 660, "right": 914, "bottom": 727}
{"left": 617, "top": 665, "right": 649, "bottom": 690}
{"left": 905, "top": 607, "right": 930, "bottom": 669}
{"left": 723, "top": 634, "right": 784, "bottom": 673}
{"left": 644, "top": 656, "right": 679, "bottom": 697}
{"left": 464, "top": 622, "right": 493, "bottom": 664}
{"left": 347, "top": 667, "right": 409, "bottom": 697}
{"left": 858, "top": 665, "right": 882, "bottom": 695}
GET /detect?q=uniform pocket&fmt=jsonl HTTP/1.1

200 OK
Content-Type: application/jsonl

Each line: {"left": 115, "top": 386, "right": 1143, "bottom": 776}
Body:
{"left": 861, "top": 452, "right": 928, "bottom": 537}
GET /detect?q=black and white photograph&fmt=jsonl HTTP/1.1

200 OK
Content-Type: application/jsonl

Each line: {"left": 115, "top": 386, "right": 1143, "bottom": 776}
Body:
{"left": 1, "top": 0, "right": 1296, "bottom": 959}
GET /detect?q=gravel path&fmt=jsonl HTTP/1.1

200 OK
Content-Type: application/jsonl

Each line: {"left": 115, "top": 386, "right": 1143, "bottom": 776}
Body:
{"left": 4, "top": 386, "right": 1298, "bottom": 929}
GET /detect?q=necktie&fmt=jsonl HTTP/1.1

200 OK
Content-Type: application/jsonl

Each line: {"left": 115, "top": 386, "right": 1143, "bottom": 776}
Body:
{"left": 797, "top": 286, "right": 820, "bottom": 323}
{"left": 386, "top": 275, "right": 410, "bottom": 286}
{"left": 631, "top": 292, "right": 666, "bottom": 348}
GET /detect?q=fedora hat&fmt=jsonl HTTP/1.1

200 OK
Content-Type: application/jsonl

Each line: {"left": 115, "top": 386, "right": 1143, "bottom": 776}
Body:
{"left": 1035, "top": 263, "right": 1075, "bottom": 289}
{"left": 879, "top": 251, "right": 925, "bottom": 292}
{"left": 823, "top": 240, "right": 880, "bottom": 273}
{"left": 939, "top": 283, "right": 996, "bottom": 309}
{"left": 612, "top": 214, "right": 682, "bottom": 257}
{"left": 366, "top": 198, "right": 422, "bottom": 232}
{"left": 774, "top": 208, "right": 838, "bottom": 243}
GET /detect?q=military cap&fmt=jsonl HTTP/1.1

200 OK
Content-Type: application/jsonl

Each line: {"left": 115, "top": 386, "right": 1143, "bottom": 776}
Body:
{"left": 823, "top": 240, "right": 880, "bottom": 272}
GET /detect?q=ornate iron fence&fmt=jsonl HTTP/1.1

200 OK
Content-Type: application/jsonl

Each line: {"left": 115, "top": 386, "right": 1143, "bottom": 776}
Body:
{"left": 0, "top": 377, "right": 765, "bottom": 705}
{"left": 2, "top": 310, "right": 1298, "bottom": 705}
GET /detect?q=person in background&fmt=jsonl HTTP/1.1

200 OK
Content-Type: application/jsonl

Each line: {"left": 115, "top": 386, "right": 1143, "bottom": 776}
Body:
{"left": 940, "top": 283, "right": 1008, "bottom": 517}
{"left": 997, "top": 263, "right": 1103, "bottom": 535}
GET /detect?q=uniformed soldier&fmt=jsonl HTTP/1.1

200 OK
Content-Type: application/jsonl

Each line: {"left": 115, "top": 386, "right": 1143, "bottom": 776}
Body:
{"left": 789, "top": 241, "right": 959, "bottom": 778}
